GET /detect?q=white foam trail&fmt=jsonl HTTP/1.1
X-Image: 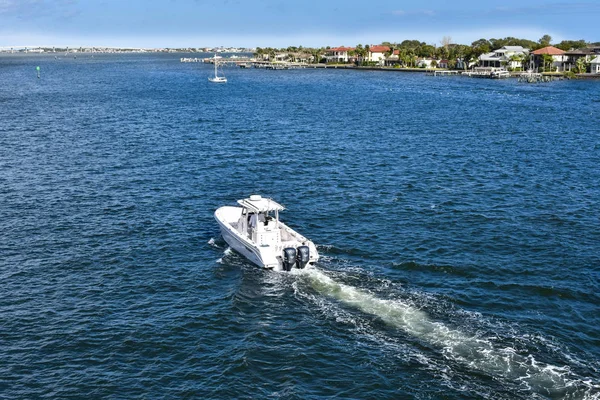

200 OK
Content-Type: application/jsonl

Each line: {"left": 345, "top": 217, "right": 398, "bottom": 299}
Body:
{"left": 215, "top": 247, "right": 234, "bottom": 264}
{"left": 208, "top": 237, "right": 223, "bottom": 249}
{"left": 297, "top": 267, "right": 595, "bottom": 398}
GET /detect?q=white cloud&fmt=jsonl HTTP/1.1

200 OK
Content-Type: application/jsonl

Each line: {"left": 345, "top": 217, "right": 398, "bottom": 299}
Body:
{"left": 390, "top": 9, "right": 436, "bottom": 17}
{"left": 0, "top": 0, "right": 19, "bottom": 13}
{"left": 0, "top": 0, "right": 79, "bottom": 18}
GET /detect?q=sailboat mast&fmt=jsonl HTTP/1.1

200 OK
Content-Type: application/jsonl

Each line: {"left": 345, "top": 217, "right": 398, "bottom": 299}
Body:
{"left": 214, "top": 53, "right": 218, "bottom": 78}
{"left": 208, "top": 53, "right": 226, "bottom": 82}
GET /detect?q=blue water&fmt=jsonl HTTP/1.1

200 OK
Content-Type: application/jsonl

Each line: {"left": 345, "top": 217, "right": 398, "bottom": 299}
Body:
{"left": 1, "top": 53, "right": 599, "bottom": 399}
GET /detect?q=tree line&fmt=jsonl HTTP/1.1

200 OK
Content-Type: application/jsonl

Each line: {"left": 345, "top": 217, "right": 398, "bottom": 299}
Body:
{"left": 254, "top": 35, "right": 598, "bottom": 65}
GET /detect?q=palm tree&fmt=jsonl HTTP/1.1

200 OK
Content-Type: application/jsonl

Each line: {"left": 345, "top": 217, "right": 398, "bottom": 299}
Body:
{"left": 521, "top": 53, "right": 532, "bottom": 71}
{"left": 384, "top": 47, "right": 393, "bottom": 66}
{"left": 347, "top": 48, "right": 356, "bottom": 64}
{"left": 310, "top": 48, "right": 323, "bottom": 64}
{"left": 354, "top": 44, "right": 365, "bottom": 65}
{"left": 405, "top": 48, "right": 415, "bottom": 67}
{"left": 541, "top": 53, "right": 554, "bottom": 72}
{"left": 509, "top": 54, "right": 523, "bottom": 71}
{"left": 464, "top": 52, "right": 477, "bottom": 70}
{"left": 398, "top": 49, "right": 409, "bottom": 67}
{"left": 575, "top": 57, "right": 588, "bottom": 74}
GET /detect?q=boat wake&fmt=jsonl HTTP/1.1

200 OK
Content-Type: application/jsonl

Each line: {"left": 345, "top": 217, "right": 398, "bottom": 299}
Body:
{"left": 208, "top": 237, "right": 221, "bottom": 248}
{"left": 290, "top": 266, "right": 599, "bottom": 399}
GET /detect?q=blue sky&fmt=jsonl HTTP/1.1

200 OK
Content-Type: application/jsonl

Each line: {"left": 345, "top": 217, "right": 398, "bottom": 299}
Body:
{"left": 0, "top": 0, "right": 597, "bottom": 48}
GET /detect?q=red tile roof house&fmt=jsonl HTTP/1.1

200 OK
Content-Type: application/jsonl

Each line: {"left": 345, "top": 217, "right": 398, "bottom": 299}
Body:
{"left": 366, "top": 45, "right": 391, "bottom": 65}
{"left": 325, "top": 46, "right": 355, "bottom": 63}
{"left": 530, "top": 46, "right": 566, "bottom": 72}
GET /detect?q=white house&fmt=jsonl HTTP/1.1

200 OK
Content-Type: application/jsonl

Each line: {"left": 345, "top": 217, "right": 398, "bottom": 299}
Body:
{"left": 325, "top": 46, "right": 354, "bottom": 63}
{"left": 416, "top": 58, "right": 436, "bottom": 68}
{"left": 478, "top": 46, "right": 529, "bottom": 69}
{"left": 366, "top": 45, "right": 390, "bottom": 65}
{"left": 591, "top": 56, "right": 600, "bottom": 74}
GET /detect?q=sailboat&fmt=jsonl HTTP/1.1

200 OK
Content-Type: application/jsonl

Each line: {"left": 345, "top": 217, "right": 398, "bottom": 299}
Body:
{"left": 208, "top": 54, "right": 227, "bottom": 83}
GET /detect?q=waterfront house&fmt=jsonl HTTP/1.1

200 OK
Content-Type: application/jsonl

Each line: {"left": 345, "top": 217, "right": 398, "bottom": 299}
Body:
{"left": 417, "top": 58, "right": 436, "bottom": 68}
{"left": 530, "top": 46, "right": 566, "bottom": 72}
{"left": 384, "top": 50, "right": 400, "bottom": 66}
{"left": 366, "top": 45, "right": 390, "bottom": 65}
{"left": 563, "top": 46, "right": 600, "bottom": 72}
{"left": 564, "top": 49, "right": 590, "bottom": 72}
{"left": 295, "top": 53, "right": 312, "bottom": 63}
{"left": 325, "top": 46, "right": 354, "bottom": 63}
{"left": 478, "top": 46, "right": 529, "bottom": 69}
{"left": 591, "top": 56, "right": 600, "bottom": 74}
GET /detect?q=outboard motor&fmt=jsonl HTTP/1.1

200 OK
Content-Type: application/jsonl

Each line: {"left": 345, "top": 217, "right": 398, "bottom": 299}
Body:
{"left": 296, "top": 246, "right": 310, "bottom": 269}
{"left": 282, "top": 248, "right": 297, "bottom": 271}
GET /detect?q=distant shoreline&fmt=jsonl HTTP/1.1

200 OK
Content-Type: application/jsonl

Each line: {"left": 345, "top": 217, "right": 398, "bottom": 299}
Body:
{"left": 3, "top": 52, "right": 599, "bottom": 80}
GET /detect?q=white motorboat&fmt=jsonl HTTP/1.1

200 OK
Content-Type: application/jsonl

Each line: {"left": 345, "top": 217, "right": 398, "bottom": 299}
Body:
{"left": 215, "top": 195, "right": 319, "bottom": 271}
{"left": 208, "top": 53, "right": 227, "bottom": 83}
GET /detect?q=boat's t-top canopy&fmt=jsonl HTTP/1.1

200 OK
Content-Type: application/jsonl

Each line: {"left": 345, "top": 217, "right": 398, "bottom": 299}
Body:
{"left": 237, "top": 195, "right": 285, "bottom": 214}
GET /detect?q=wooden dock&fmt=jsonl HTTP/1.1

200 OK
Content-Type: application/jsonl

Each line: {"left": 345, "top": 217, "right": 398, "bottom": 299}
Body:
{"left": 430, "top": 70, "right": 460, "bottom": 77}
{"left": 181, "top": 57, "right": 352, "bottom": 69}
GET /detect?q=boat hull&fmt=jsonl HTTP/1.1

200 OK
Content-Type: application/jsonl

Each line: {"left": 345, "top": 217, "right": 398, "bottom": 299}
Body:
{"left": 219, "top": 221, "right": 269, "bottom": 267}
{"left": 215, "top": 206, "right": 280, "bottom": 269}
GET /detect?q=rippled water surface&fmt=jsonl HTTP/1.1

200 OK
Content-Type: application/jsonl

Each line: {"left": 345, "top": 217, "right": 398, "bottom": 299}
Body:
{"left": 1, "top": 53, "right": 600, "bottom": 399}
